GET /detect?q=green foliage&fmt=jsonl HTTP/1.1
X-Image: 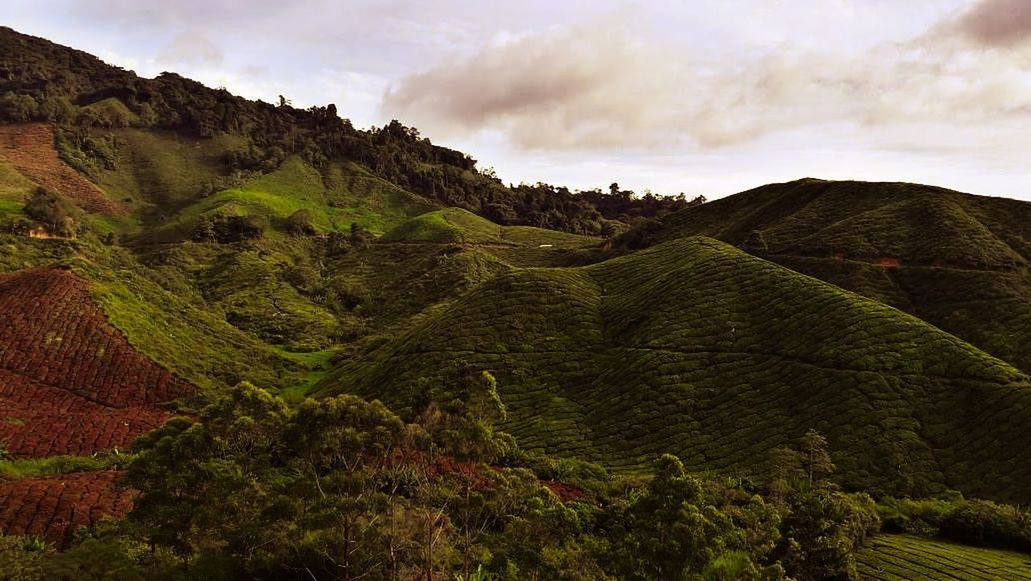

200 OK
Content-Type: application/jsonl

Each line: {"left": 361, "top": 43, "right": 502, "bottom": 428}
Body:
{"left": 938, "top": 500, "right": 1031, "bottom": 553}
{"left": 775, "top": 489, "right": 880, "bottom": 580}
{"left": 23, "top": 187, "right": 76, "bottom": 237}
{"left": 0, "top": 453, "right": 120, "bottom": 479}
{"left": 321, "top": 237, "right": 1031, "bottom": 503}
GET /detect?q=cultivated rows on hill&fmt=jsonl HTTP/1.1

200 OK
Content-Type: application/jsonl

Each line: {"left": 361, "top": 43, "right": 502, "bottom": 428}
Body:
{"left": 322, "top": 237, "right": 1031, "bottom": 503}
{"left": 0, "top": 123, "right": 125, "bottom": 216}
{"left": 0, "top": 267, "right": 192, "bottom": 544}
{"left": 858, "top": 534, "right": 1031, "bottom": 580}
{"left": 622, "top": 179, "right": 1031, "bottom": 373}
{"left": 0, "top": 471, "right": 133, "bottom": 549}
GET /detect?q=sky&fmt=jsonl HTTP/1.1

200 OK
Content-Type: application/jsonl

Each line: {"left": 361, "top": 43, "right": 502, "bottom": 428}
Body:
{"left": 1, "top": 0, "right": 1029, "bottom": 200}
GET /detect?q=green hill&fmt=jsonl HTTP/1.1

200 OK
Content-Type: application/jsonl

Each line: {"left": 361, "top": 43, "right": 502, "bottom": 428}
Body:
{"left": 318, "top": 237, "right": 1031, "bottom": 503}
{"left": 620, "top": 179, "right": 1031, "bottom": 372}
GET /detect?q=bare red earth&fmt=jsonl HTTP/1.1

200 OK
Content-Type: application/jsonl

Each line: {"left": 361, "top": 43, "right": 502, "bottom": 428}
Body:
{"left": 0, "top": 471, "right": 134, "bottom": 548}
{"left": 0, "top": 123, "right": 125, "bottom": 216}
{"left": 0, "top": 267, "right": 194, "bottom": 545}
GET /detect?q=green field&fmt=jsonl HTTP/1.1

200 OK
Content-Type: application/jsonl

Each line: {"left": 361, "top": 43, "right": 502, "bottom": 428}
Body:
{"left": 859, "top": 535, "right": 1031, "bottom": 580}
{"left": 621, "top": 179, "right": 1031, "bottom": 372}
{"left": 318, "top": 236, "right": 1031, "bottom": 503}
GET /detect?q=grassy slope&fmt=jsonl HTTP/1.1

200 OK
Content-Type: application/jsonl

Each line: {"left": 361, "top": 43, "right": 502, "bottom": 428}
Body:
{"left": 318, "top": 237, "right": 1031, "bottom": 503}
{"left": 619, "top": 179, "right": 1031, "bottom": 372}
{"left": 75, "top": 252, "right": 308, "bottom": 392}
{"left": 142, "top": 156, "right": 439, "bottom": 243}
{"left": 95, "top": 128, "right": 246, "bottom": 213}
{"left": 0, "top": 160, "right": 34, "bottom": 220}
{"left": 858, "top": 534, "right": 1031, "bottom": 580}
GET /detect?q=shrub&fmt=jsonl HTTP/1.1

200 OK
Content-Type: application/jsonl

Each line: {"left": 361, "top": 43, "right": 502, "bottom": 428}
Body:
{"left": 939, "top": 500, "right": 1031, "bottom": 552}
{"left": 284, "top": 209, "right": 315, "bottom": 236}
{"left": 194, "top": 214, "right": 266, "bottom": 243}
{"left": 23, "top": 188, "right": 76, "bottom": 237}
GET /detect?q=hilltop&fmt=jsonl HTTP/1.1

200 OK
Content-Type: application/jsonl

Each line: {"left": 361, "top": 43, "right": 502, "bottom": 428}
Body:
{"left": 619, "top": 179, "right": 1031, "bottom": 372}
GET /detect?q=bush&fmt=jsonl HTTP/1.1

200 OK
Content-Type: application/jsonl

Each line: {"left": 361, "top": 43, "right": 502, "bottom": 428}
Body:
{"left": 23, "top": 188, "right": 76, "bottom": 237}
{"left": 284, "top": 209, "right": 316, "bottom": 236}
{"left": 194, "top": 214, "right": 266, "bottom": 243}
{"left": 939, "top": 500, "right": 1031, "bottom": 552}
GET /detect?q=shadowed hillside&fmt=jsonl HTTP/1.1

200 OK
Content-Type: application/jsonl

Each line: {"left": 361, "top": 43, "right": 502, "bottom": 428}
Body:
{"left": 619, "top": 179, "right": 1031, "bottom": 372}
{"left": 318, "top": 237, "right": 1031, "bottom": 503}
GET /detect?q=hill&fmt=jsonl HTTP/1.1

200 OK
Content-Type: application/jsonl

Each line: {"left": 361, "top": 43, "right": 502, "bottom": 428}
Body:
{"left": 318, "top": 237, "right": 1031, "bottom": 503}
{"left": 0, "top": 266, "right": 197, "bottom": 546}
{"left": 0, "top": 26, "right": 689, "bottom": 237}
{"left": 619, "top": 179, "right": 1031, "bottom": 372}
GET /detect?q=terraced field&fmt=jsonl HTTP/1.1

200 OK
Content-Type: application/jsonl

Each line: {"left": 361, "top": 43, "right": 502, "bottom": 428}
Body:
{"left": 0, "top": 123, "right": 124, "bottom": 216}
{"left": 320, "top": 237, "right": 1031, "bottom": 502}
{"left": 0, "top": 471, "right": 133, "bottom": 548}
{"left": 0, "top": 266, "right": 192, "bottom": 545}
{"left": 859, "top": 535, "right": 1031, "bottom": 580}
{"left": 619, "top": 179, "right": 1031, "bottom": 372}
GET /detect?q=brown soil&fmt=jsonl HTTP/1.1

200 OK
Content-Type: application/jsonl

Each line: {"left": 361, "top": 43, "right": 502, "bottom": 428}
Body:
{"left": 0, "top": 471, "right": 134, "bottom": 548}
{"left": 0, "top": 123, "right": 126, "bottom": 216}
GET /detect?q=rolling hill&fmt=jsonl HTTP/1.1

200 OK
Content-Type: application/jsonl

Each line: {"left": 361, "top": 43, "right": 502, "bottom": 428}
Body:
{"left": 1, "top": 25, "right": 1030, "bottom": 578}
{"left": 317, "top": 237, "right": 1031, "bottom": 503}
{"left": 620, "top": 179, "right": 1031, "bottom": 372}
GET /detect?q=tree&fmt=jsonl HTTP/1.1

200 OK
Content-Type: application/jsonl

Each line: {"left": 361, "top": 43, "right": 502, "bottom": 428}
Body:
{"left": 23, "top": 187, "right": 75, "bottom": 237}
{"left": 288, "top": 395, "right": 407, "bottom": 580}
{"left": 775, "top": 490, "right": 879, "bottom": 581}
{"left": 800, "top": 429, "right": 835, "bottom": 488}
{"left": 612, "top": 454, "right": 737, "bottom": 579}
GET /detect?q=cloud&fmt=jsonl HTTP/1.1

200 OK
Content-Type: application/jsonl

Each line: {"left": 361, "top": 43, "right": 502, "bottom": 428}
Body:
{"left": 383, "top": 6, "right": 1031, "bottom": 153}
{"left": 944, "top": 0, "right": 1031, "bottom": 47}
{"left": 382, "top": 16, "right": 693, "bottom": 149}
{"left": 157, "top": 30, "right": 223, "bottom": 66}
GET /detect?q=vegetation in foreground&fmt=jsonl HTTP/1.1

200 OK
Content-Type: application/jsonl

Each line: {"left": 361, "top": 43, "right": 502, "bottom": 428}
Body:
{"left": 1, "top": 379, "right": 896, "bottom": 580}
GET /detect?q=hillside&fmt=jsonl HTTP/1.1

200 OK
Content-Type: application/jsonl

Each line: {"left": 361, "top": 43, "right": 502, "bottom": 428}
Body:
{"left": 620, "top": 179, "right": 1031, "bottom": 372}
{"left": 0, "top": 266, "right": 195, "bottom": 545}
{"left": 1, "top": 25, "right": 1030, "bottom": 579}
{"left": 318, "top": 237, "right": 1031, "bottom": 503}
{"left": 0, "top": 26, "right": 688, "bottom": 237}
{"left": 858, "top": 534, "right": 1031, "bottom": 580}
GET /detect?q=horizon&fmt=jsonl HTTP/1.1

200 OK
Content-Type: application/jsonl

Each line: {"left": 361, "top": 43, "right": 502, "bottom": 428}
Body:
{"left": 1, "top": 0, "right": 1029, "bottom": 201}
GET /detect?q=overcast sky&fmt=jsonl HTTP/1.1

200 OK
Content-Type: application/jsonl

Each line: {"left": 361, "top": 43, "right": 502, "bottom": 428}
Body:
{"left": 2, "top": 0, "right": 1029, "bottom": 199}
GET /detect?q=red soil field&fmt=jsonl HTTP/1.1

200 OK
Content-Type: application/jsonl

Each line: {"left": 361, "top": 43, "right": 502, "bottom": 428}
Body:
{"left": 0, "top": 266, "right": 194, "bottom": 458}
{"left": 0, "top": 267, "right": 194, "bottom": 546}
{"left": 0, "top": 123, "right": 125, "bottom": 216}
{"left": 0, "top": 471, "right": 133, "bottom": 548}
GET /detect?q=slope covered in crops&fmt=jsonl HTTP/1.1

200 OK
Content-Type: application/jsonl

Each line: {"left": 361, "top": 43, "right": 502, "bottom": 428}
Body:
{"left": 319, "top": 237, "right": 1031, "bottom": 503}
{"left": 0, "top": 266, "right": 194, "bottom": 457}
{"left": 0, "top": 124, "right": 124, "bottom": 216}
{"left": 0, "top": 267, "right": 197, "bottom": 546}
{"left": 0, "top": 470, "right": 133, "bottom": 549}
{"left": 858, "top": 534, "right": 1031, "bottom": 580}
{"left": 619, "top": 179, "right": 1031, "bottom": 372}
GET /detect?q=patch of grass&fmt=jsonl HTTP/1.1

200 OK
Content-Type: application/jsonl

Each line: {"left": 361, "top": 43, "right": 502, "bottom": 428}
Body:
{"left": 0, "top": 454, "right": 121, "bottom": 479}
{"left": 143, "top": 157, "right": 439, "bottom": 243}
{"left": 95, "top": 128, "right": 247, "bottom": 214}
{"left": 73, "top": 250, "right": 306, "bottom": 391}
